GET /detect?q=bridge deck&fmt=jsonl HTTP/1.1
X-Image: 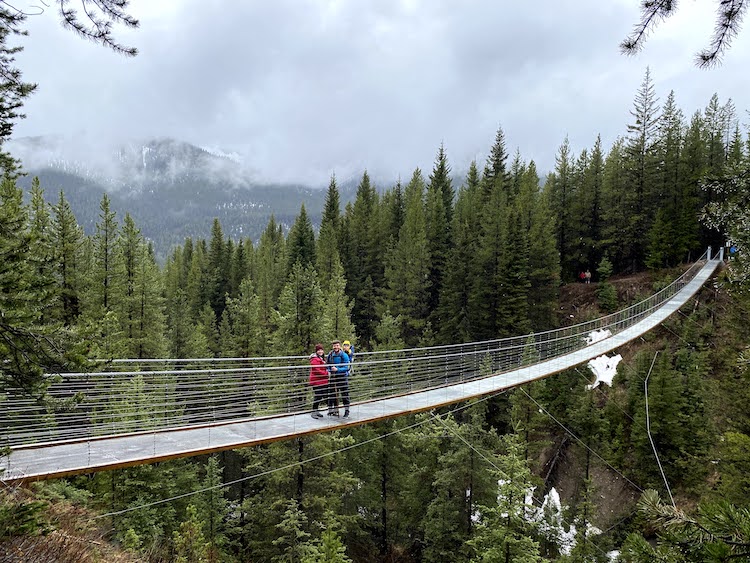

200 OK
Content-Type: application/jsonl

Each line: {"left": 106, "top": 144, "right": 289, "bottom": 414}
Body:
{"left": 1, "top": 258, "right": 721, "bottom": 482}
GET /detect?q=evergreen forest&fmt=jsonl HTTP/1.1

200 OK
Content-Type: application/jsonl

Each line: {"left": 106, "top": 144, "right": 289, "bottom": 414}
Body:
{"left": 3, "top": 69, "right": 750, "bottom": 562}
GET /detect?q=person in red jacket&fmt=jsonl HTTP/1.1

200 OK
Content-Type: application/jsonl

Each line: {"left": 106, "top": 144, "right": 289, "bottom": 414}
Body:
{"left": 309, "top": 344, "right": 328, "bottom": 419}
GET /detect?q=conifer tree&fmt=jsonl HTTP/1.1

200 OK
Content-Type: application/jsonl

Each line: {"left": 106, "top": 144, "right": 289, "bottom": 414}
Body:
{"left": 132, "top": 242, "right": 167, "bottom": 358}
{"left": 523, "top": 165, "right": 560, "bottom": 331}
{"left": 623, "top": 67, "right": 661, "bottom": 271}
{"left": 256, "top": 215, "right": 287, "bottom": 348}
{"left": 496, "top": 202, "right": 531, "bottom": 338}
{"left": 196, "top": 456, "right": 229, "bottom": 559}
{"left": 430, "top": 142, "right": 455, "bottom": 225}
{"left": 316, "top": 175, "right": 343, "bottom": 291}
{"left": 168, "top": 288, "right": 193, "bottom": 358}
{"left": 468, "top": 430, "right": 543, "bottom": 562}
{"left": 274, "top": 262, "right": 326, "bottom": 354}
{"left": 207, "top": 218, "right": 229, "bottom": 320}
{"left": 383, "top": 169, "right": 431, "bottom": 345}
{"left": 287, "top": 204, "right": 317, "bottom": 273}
{"left": 322, "top": 258, "right": 355, "bottom": 342}
{"left": 372, "top": 311, "right": 405, "bottom": 350}
{"left": 321, "top": 174, "right": 341, "bottom": 231}
{"left": 379, "top": 180, "right": 405, "bottom": 252}
{"left": 424, "top": 163, "right": 450, "bottom": 326}
{"left": 52, "top": 190, "right": 84, "bottom": 325}
{"left": 483, "top": 126, "right": 512, "bottom": 199}
{"left": 272, "top": 499, "right": 314, "bottom": 563}
{"left": 28, "top": 178, "right": 56, "bottom": 324}
{"left": 173, "top": 504, "right": 209, "bottom": 563}
{"left": 225, "top": 278, "right": 264, "bottom": 357}
{"left": 0, "top": 177, "right": 75, "bottom": 395}
{"left": 345, "top": 171, "right": 382, "bottom": 344}
{"left": 229, "top": 238, "right": 249, "bottom": 296}
{"left": 600, "top": 139, "right": 630, "bottom": 271}
{"left": 186, "top": 240, "right": 208, "bottom": 321}
{"left": 303, "top": 528, "right": 352, "bottom": 563}
{"left": 80, "top": 193, "right": 127, "bottom": 357}
{"left": 577, "top": 137, "right": 605, "bottom": 271}
{"left": 438, "top": 162, "right": 481, "bottom": 342}
{"left": 470, "top": 176, "right": 509, "bottom": 339}
{"left": 116, "top": 213, "right": 141, "bottom": 353}
{"left": 89, "top": 193, "right": 120, "bottom": 315}
{"left": 548, "top": 136, "right": 575, "bottom": 279}
{"left": 197, "top": 303, "right": 220, "bottom": 358}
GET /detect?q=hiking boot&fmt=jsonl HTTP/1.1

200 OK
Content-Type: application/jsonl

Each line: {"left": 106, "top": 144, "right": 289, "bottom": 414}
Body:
{"left": 329, "top": 411, "right": 340, "bottom": 417}
{"left": 343, "top": 410, "right": 350, "bottom": 418}
{"left": 311, "top": 412, "right": 324, "bottom": 419}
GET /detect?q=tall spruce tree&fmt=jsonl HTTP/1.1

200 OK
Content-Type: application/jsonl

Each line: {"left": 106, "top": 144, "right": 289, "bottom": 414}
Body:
{"left": 317, "top": 175, "right": 343, "bottom": 291}
{"left": 483, "top": 126, "right": 512, "bottom": 199}
{"left": 345, "top": 171, "right": 382, "bottom": 344}
{"left": 89, "top": 193, "right": 119, "bottom": 315}
{"left": 274, "top": 261, "right": 326, "bottom": 354}
{"left": 0, "top": 177, "right": 75, "bottom": 395}
{"left": 548, "top": 136, "right": 575, "bottom": 279}
{"left": 600, "top": 138, "right": 630, "bottom": 271}
{"left": 438, "top": 162, "right": 482, "bottom": 342}
{"left": 322, "top": 258, "right": 355, "bottom": 343}
{"left": 256, "top": 216, "right": 287, "bottom": 351}
{"left": 28, "top": 178, "right": 56, "bottom": 324}
{"left": 383, "top": 169, "right": 431, "bottom": 346}
{"left": 287, "top": 204, "right": 317, "bottom": 273}
{"left": 471, "top": 171, "right": 510, "bottom": 339}
{"left": 521, "top": 163, "right": 560, "bottom": 331}
{"left": 623, "top": 67, "right": 661, "bottom": 271}
{"left": 496, "top": 202, "right": 531, "bottom": 337}
{"left": 225, "top": 278, "right": 263, "bottom": 357}
{"left": 52, "top": 190, "right": 84, "bottom": 325}
{"left": 647, "top": 90, "right": 688, "bottom": 268}
{"left": 425, "top": 151, "right": 451, "bottom": 329}
{"left": 207, "top": 218, "right": 230, "bottom": 320}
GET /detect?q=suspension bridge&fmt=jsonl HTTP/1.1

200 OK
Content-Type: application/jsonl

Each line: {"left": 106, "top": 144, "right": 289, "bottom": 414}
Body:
{"left": 0, "top": 249, "right": 723, "bottom": 483}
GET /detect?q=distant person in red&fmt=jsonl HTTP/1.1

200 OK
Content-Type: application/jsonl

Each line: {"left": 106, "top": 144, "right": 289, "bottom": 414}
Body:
{"left": 309, "top": 344, "right": 328, "bottom": 419}
{"left": 579, "top": 271, "right": 586, "bottom": 283}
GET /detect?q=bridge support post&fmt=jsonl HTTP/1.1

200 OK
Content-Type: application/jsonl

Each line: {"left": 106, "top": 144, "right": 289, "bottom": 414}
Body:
{"left": 719, "top": 246, "right": 724, "bottom": 261}
{"left": 707, "top": 246, "right": 712, "bottom": 261}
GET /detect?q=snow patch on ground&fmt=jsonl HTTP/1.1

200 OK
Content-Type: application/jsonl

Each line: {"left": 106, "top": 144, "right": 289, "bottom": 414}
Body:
{"left": 584, "top": 328, "right": 612, "bottom": 345}
{"left": 587, "top": 354, "right": 622, "bottom": 389}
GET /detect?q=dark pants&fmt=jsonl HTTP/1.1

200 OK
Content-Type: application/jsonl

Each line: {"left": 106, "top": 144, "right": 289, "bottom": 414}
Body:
{"left": 329, "top": 373, "right": 350, "bottom": 411}
{"left": 312, "top": 384, "right": 328, "bottom": 411}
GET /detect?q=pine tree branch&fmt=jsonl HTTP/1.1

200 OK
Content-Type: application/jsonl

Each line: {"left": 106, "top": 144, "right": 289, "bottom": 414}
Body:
{"left": 696, "top": 0, "right": 748, "bottom": 68}
{"left": 56, "top": 0, "right": 139, "bottom": 56}
{"left": 620, "top": 0, "right": 677, "bottom": 54}
{"left": 0, "top": 0, "right": 139, "bottom": 56}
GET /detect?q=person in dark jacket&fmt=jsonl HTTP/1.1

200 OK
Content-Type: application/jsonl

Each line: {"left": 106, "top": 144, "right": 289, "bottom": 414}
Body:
{"left": 309, "top": 344, "right": 328, "bottom": 419}
{"left": 327, "top": 340, "right": 351, "bottom": 418}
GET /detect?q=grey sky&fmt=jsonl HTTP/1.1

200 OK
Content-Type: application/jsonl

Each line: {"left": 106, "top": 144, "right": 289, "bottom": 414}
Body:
{"left": 12, "top": 0, "right": 750, "bottom": 186}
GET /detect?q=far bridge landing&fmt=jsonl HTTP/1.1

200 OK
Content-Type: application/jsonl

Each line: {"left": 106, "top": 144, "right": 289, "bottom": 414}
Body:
{"left": 1, "top": 250, "right": 722, "bottom": 482}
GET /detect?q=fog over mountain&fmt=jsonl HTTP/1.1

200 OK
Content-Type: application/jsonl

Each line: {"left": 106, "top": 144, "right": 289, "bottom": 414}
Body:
{"left": 9, "top": 134, "right": 339, "bottom": 260}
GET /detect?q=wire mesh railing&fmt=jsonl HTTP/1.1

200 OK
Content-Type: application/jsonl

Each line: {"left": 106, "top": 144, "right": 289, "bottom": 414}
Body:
{"left": 1, "top": 251, "right": 713, "bottom": 448}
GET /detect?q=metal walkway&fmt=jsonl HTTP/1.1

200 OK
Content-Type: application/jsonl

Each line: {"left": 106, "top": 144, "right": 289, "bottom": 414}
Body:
{"left": 0, "top": 251, "right": 722, "bottom": 482}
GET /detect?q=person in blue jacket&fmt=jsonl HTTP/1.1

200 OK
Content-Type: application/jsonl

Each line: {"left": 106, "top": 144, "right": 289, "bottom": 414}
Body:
{"left": 327, "top": 340, "right": 350, "bottom": 418}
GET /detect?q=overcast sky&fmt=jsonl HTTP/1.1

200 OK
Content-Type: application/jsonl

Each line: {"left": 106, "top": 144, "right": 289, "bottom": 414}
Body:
{"left": 12, "top": 0, "right": 750, "bottom": 186}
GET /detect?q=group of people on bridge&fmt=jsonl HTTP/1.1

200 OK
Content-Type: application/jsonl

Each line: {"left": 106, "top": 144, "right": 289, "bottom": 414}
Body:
{"left": 308, "top": 339, "right": 355, "bottom": 419}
